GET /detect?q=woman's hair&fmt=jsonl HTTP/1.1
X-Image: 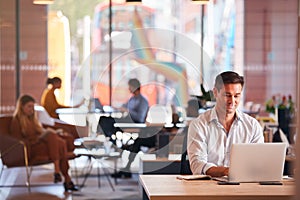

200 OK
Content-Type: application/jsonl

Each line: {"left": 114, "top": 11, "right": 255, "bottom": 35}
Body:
{"left": 214, "top": 71, "right": 244, "bottom": 91}
{"left": 13, "top": 94, "right": 43, "bottom": 134}
{"left": 46, "top": 77, "right": 62, "bottom": 85}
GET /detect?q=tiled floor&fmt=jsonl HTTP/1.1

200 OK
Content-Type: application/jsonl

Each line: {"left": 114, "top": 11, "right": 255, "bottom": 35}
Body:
{"left": 0, "top": 152, "right": 142, "bottom": 200}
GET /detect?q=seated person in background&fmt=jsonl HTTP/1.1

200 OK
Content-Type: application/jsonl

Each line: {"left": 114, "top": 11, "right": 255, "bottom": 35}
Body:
{"left": 9, "top": 95, "right": 78, "bottom": 191}
{"left": 188, "top": 71, "right": 264, "bottom": 177}
{"left": 98, "top": 78, "right": 149, "bottom": 141}
{"left": 102, "top": 78, "right": 149, "bottom": 178}
{"left": 116, "top": 78, "right": 149, "bottom": 123}
{"left": 40, "top": 77, "right": 83, "bottom": 119}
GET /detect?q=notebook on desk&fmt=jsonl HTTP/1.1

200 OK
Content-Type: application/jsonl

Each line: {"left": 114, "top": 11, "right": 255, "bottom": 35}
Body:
{"left": 216, "top": 143, "right": 287, "bottom": 183}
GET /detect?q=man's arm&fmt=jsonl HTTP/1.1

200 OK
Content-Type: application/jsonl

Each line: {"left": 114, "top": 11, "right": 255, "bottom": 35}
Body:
{"left": 251, "top": 118, "right": 265, "bottom": 143}
{"left": 188, "top": 114, "right": 229, "bottom": 177}
{"left": 187, "top": 120, "right": 210, "bottom": 175}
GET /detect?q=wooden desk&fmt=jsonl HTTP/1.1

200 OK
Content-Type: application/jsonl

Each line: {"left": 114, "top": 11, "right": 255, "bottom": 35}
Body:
{"left": 56, "top": 108, "right": 123, "bottom": 125}
{"left": 139, "top": 175, "right": 295, "bottom": 200}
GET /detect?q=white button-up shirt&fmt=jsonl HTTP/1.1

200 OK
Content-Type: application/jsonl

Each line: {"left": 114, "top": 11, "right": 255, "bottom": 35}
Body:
{"left": 187, "top": 107, "right": 264, "bottom": 175}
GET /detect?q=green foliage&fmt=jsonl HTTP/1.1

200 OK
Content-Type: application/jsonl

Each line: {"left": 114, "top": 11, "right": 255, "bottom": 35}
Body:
{"left": 200, "top": 83, "right": 214, "bottom": 101}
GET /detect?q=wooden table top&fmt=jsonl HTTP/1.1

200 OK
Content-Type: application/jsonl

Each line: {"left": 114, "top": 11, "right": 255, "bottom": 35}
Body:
{"left": 139, "top": 174, "right": 295, "bottom": 200}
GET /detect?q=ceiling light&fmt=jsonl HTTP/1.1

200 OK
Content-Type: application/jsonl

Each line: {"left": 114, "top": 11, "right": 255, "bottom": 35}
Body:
{"left": 125, "top": 0, "right": 142, "bottom": 4}
{"left": 191, "top": 0, "right": 210, "bottom": 4}
{"left": 33, "top": 0, "right": 54, "bottom": 5}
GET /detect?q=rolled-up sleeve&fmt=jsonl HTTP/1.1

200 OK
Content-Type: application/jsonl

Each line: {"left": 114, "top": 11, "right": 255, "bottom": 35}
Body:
{"left": 187, "top": 119, "right": 217, "bottom": 175}
{"left": 250, "top": 119, "right": 264, "bottom": 143}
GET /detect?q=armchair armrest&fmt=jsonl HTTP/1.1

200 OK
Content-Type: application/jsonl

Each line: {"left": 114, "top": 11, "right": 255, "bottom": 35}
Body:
{"left": 0, "top": 134, "right": 28, "bottom": 167}
{"left": 43, "top": 119, "right": 88, "bottom": 138}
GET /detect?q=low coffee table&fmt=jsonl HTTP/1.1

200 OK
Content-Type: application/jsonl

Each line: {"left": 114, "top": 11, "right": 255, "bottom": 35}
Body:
{"left": 74, "top": 144, "right": 120, "bottom": 191}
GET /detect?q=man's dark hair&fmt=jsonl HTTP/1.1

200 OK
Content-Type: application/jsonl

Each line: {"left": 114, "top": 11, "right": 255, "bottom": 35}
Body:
{"left": 128, "top": 78, "right": 141, "bottom": 92}
{"left": 214, "top": 71, "right": 244, "bottom": 90}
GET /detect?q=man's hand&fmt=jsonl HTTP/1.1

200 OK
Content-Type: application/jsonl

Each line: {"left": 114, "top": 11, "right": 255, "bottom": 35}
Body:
{"left": 206, "top": 166, "right": 229, "bottom": 177}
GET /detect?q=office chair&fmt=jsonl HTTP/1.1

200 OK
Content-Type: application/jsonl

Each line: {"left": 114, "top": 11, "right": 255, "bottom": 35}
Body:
{"left": 180, "top": 128, "right": 192, "bottom": 175}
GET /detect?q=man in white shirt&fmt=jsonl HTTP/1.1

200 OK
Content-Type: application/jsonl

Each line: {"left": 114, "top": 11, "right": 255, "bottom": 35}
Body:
{"left": 187, "top": 71, "right": 264, "bottom": 177}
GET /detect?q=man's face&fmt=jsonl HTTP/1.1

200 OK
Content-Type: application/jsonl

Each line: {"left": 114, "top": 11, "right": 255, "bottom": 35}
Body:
{"left": 213, "top": 83, "right": 242, "bottom": 114}
{"left": 128, "top": 85, "right": 135, "bottom": 94}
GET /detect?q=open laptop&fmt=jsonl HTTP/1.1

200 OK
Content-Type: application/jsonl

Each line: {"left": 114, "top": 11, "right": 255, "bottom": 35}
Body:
{"left": 217, "top": 143, "right": 287, "bottom": 183}
{"left": 89, "top": 98, "right": 104, "bottom": 112}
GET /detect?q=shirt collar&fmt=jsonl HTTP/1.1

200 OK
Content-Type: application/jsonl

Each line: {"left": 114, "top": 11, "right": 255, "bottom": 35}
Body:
{"left": 209, "top": 107, "right": 243, "bottom": 123}
{"left": 209, "top": 107, "right": 218, "bottom": 123}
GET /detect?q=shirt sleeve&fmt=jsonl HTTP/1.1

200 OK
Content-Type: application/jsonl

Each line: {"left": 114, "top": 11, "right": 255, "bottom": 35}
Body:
{"left": 251, "top": 118, "right": 265, "bottom": 143}
{"left": 187, "top": 119, "right": 217, "bottom": 175}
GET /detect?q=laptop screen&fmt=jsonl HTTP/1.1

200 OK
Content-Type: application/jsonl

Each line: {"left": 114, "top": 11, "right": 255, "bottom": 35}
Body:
{"left": 90, "top": 98, "right": 104, "bottom": 112}
{"left": 228, "top": 143, "right": 287, "bottom": 182}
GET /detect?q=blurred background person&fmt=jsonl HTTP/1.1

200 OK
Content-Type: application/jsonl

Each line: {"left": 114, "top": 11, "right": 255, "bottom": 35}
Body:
{"left": 41, "top": 77, "right": 83, "bottom": 119}
{"left": 10, "top": 95, "right": 78, "bottom": 191}
{"left": 99, "top": 78, "right": 149, "bottom": 178}
{"left": 116, "top": 78, "right": 149, "bottom": 123}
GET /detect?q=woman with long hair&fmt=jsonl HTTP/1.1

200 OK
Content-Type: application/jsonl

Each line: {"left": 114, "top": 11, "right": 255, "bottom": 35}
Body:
{"left": 10, "top": 94, "right": 78, "bottom": 192}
